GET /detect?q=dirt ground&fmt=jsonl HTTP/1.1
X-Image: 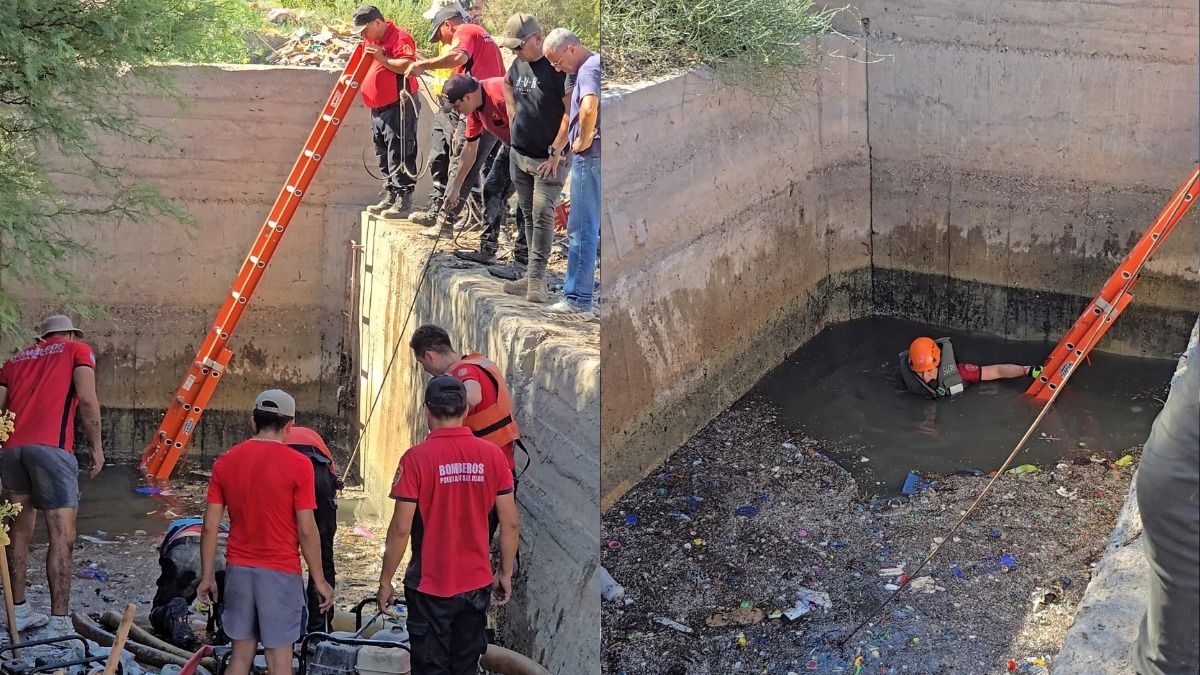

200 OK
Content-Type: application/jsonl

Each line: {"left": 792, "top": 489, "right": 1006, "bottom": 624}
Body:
{"left": 601, "top": 405, "right": 1135, "bottom": 675}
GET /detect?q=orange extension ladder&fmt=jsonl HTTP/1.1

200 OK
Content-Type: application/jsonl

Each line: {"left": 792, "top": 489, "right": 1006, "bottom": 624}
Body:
{"left": 1026, "top": 166, "right": 1199, "bottom": 401}
{"left": 140, "top": 45, "right": 373, "bottom": 479}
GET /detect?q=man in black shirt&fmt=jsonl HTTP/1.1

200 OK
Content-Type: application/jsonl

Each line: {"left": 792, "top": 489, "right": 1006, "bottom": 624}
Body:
{"left": 495, "top": 13, "right": 570, "bottom": 305}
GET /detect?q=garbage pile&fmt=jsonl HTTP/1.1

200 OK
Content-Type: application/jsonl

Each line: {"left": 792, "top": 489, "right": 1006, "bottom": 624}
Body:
{"left": 266, "top": 25, "right": 358, "bottom": 68}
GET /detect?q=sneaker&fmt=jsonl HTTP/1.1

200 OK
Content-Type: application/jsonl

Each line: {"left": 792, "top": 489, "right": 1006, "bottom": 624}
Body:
{"left": 365, "top": 190, "right": 396, "bottom": 215}
{"left": 503, "top": 277, "right": 527, "bottom": 296}
{"left": 487, "top": 263, "right": 526, "bottom": 281}
{"left": 13, "top": 603, "right": 49, "bottom": 632}
{"left": 380, "top": 191, "right": 413, "bottom": 219}
{"left": 454, "top": 249, "right": 496, "bottom": 264}
{"left": 45, "top": 614, "right": 72, "bottom": 638}
{"left": 544, "top": 300, "right": 595, "bottom": 321}
{"left": 526, "top": 277, "right": 548, "bottom": 304}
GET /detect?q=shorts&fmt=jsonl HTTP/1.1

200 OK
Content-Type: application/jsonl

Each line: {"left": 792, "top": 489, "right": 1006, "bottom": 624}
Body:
{"left": 222, "top": 564, "right": 307, "bottom": 649}
{"left": 0, "top": 444, "right": 80, "bottom": 509}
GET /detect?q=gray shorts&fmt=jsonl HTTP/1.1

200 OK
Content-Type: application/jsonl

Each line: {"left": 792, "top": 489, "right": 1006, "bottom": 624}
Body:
{"left": 0, "top": 445, "right": 80, "bottom": 510}
{"left": 223, "top": 564, "right": 307, "bottom": 649}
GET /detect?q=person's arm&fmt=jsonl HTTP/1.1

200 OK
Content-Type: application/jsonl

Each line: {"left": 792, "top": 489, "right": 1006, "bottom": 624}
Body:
{"left": 981, "top": 364, "right": 1028, "bottom": 381}
{"left": 406, "top": 49, "right": 468, "bottom": 78}
{"left": 503, "top": 75, "right": 517, "bottom": 125}
{"left": 571, "top": 94, "right": 598, "bottom": 154}
{"left": 537, "top": 92, "right": 572, "bottom": 178}
{"left": 445, "top": 137, "right": 480, "bottom": 210}
{"left": 377, "top": 499, "right": 416, "bottom": 611}
{"left": 298, "top": 509, "right": 335, "bottom": 610}
{"left": 462, "top": 378, "right": 483, "bottom": 409}
{"left": 0, "top": 385, "right": 7, "bottom": 410}
{"left": 196, "top": 501, "right": 225, "bottom": 604}
{"left": 73, "top": 365, "right": 104, "bottom": 476}
{"left": 491, "top": 492, "right": 519, "bottom": 605}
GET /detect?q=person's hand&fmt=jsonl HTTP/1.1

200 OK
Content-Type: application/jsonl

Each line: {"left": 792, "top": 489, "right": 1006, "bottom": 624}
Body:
{"left": 405, "top": 63, "right": 426, "bottom": 79}
{"left": 537, "top": 153, "right": 562, "bottom": 179}
{"left": 365, "top": 44, "right": 385, "bottom": 62}
{"left": 197, "top": 575, "right": 219, "bottom": 605}
{"left": 491, "top": 572, "right": 512, "bottom": 606}
{"left": 377, "top": 581, "right": 396, "bottom": 615}
{"left": 315, "top": 578, "right": 335, "bottom": 612}
{"left": 89, "top": 448, "right": 105, "bottom": 478}
{"left": 445, "top": 191, "right": 461, "bottom": 212}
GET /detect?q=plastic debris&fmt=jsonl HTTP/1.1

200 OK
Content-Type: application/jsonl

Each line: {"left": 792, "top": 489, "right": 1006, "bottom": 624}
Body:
{"left": 783, "top": 604, "right": 810, "bottom": 621}
{"left": 598, "top": 566, "right": 625, "bottom": 602}
{"left": 735, "top": 632, "right": 747, "bottom": 647}
{"left": 352, "top": 526, "right": 374, "bottom": 538}
{"left": 796, "top": 587, "right": 832, "bottom": 609}
{"left": 908, "top": 576, "right": 944, "bottom": 593}
{"left": 990, "top": 529, "right": 1003, "bottom": 538}
{"left": 1114, "top": 454, "right": 1134, "bottom": 467}
{"left": 860, "top": 457, "right": 870, "bottom": 463}
{"left": 79, "top": 535, "right": 119, "bottom": 545}
{"left": 651, "top": 615, "right": 693, "bottom": 634}
{"left": 878, "top": 567, "right": 905, "bottom": 577}
{"left": 1007, "top": 464, "right": 1040, "bottom": 476}
{"left": 607, "top": 539, "right": 621, "bottom": 549}
{"left": 1056, "top": 486, "right": 1079, "bottom": 500}
{"left": 952, "top": 553, "right": 1018, "bottom": 580}
{"left": 75, "top": 564, "right": 108, "bottom": 582}
{"left": 797, "top": 528, "right": 809, "bottom": 538}
{"left": 735, "top": 504, "right": 759, "bottom": 518}
{"left": 901, "top": 471, "right": 937, "bottom": 495}
{"left": 135, "top": 486, "right": 164, "bottom": 494}
{"left": 625, "top": 514, "right": 638, "bottom": 526}
{"left": 667, "top": 510, "right": 692, "bottom": 521}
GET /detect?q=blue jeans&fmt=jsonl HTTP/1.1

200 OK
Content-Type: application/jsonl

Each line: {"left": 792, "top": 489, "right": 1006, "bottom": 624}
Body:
{"left": 564, "top": 156, "right": 600, "bottom": 308}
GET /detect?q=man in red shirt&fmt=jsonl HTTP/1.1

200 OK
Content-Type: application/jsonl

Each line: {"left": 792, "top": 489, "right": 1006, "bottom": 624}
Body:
{"left": 0, "top": 314, "right": 103, "bottom": 635}
{"left": 377, "top": 375, "right": 519, "bottom": 674}
{"left": 406, "top": 7, "right": 505, "bottom": 241}
{"left": 353, "top": 5, "right": 421, "bottom": 220}
{"left": 197, "top": 390, "right": 333, "bottom": 675}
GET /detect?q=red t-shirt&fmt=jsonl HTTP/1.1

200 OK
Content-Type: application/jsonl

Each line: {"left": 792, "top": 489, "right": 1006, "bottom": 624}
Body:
{"left": 452, "top": 361, "right": 515, "bottom": 471}
{"left": 463, "top": 77, "right": 511, "bottom": 146}
{"left": 207, "top": 439, "right": 317, "bottom": 575}
{"left": 360, "top": 21, "right": 418, "bottom": 109}
{"left": 450, "top": 23, "right": 504, "bottom": 80}
{"left": 0, "top": 336, "right": 95, "bottom": 451}
{"left": 957, "top": 363, "right": 982, "bottom": 383}
{"left": 389, "top": 427, "right": 514, "bottom": 598}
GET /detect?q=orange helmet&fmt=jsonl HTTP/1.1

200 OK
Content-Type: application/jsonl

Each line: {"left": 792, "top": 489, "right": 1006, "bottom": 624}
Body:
{"left": 908, "top": 337, "right": 941, "bottom": 371}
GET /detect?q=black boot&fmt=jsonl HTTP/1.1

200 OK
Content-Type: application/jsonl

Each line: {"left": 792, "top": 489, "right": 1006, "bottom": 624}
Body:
{"left": 381, "top": 189, "right": 413, "bottom": 219}
{"left": 409, "top": 196, "right": 442, "bottom": 226}
{"left": 366, "top": 188, "right": 396, "bottom": 215}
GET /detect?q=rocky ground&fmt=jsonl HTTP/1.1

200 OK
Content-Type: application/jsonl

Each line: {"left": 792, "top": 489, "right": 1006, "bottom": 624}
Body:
{"left": 601, "top": 405, "right": 1135, "bottom": 675}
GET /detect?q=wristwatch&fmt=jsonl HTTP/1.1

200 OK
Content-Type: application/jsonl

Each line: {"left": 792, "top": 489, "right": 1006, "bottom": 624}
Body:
{"left": 548, "top": 144, "right": 566, "bottom": 158}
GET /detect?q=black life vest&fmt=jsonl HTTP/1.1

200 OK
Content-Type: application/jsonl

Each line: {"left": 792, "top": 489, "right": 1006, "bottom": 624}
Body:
{"left": 899, "top": 337, "right": 965, "bottom": 399}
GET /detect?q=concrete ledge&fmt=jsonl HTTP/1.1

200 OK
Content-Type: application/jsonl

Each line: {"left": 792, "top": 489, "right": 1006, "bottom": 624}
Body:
{"left": 1054, "top": 476, "right": 1147, "bottom": 674}
{"left": 356, "top": 214, "right": 599, "bottom": 674}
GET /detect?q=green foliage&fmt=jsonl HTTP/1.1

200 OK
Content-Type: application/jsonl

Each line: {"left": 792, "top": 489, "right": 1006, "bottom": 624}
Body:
{"left": 280, "top": 0, "right": 433, "bottom": 50}
{"left": 482, "top": 0, "right": 599, "bottom": 49}
{"left": 602, "top": 0, "right": 843, "bottom": 84}
{"left": 0, "top": 0, "right": 211, "bottom": 337}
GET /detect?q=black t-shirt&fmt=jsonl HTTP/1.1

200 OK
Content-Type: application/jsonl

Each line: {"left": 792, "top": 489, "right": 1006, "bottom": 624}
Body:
{"left": 507, "top": 57, "right": 568, "bottom": 159}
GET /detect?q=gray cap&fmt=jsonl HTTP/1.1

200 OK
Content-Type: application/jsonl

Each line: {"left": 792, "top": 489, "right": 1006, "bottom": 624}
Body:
{"left": 429, "top": 6, "right": 463, "bottom": 43}
{"left": 497, "top": 13, "right": 540, "bottom": 49}
{"left": 40, "top": 314, "right": 83, "bottom": 338}
{"left": 254, "top": 389, "right": 296, "bottom": 418}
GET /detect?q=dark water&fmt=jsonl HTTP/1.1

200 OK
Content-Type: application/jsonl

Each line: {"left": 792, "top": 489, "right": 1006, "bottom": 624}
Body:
{"left": 748, "top": 316, "right": 1178, "bottom": 495}
{"left": 26, "top": 464, "right": 205, "bottom": 544}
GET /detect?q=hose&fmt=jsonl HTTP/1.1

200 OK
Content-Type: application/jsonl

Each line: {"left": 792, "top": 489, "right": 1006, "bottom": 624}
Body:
{"left": 481, "top": 644, "right": 553, "bottom": 675}
{"left": 71, "top": 612, "right": 217, "bottom": 673}
{"left": 98, "top": 610, "right": 193, "bottom": 660}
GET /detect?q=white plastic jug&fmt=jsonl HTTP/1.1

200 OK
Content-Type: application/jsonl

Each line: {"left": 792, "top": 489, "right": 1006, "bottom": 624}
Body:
{"left": 356, "top": 644, "right": 411, "bottom": 675}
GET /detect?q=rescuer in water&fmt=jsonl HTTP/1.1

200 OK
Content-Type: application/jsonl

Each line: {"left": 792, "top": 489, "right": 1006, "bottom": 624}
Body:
{"left": 899, "top": 336, "right": 1042, "bottom": 399}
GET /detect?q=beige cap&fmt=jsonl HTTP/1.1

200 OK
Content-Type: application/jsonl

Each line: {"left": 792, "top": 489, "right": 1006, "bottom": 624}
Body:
{"left": 254, "top": 389, "right": 296, "bottom": 418}
{"left": 423, "top": 0, "right": 464, "bottom": 20}
{"left": 497, "top": 13, "right": 540, "bottom": 48}
{"left": 40, "top": 314, "right": 83, "bottom": 338}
